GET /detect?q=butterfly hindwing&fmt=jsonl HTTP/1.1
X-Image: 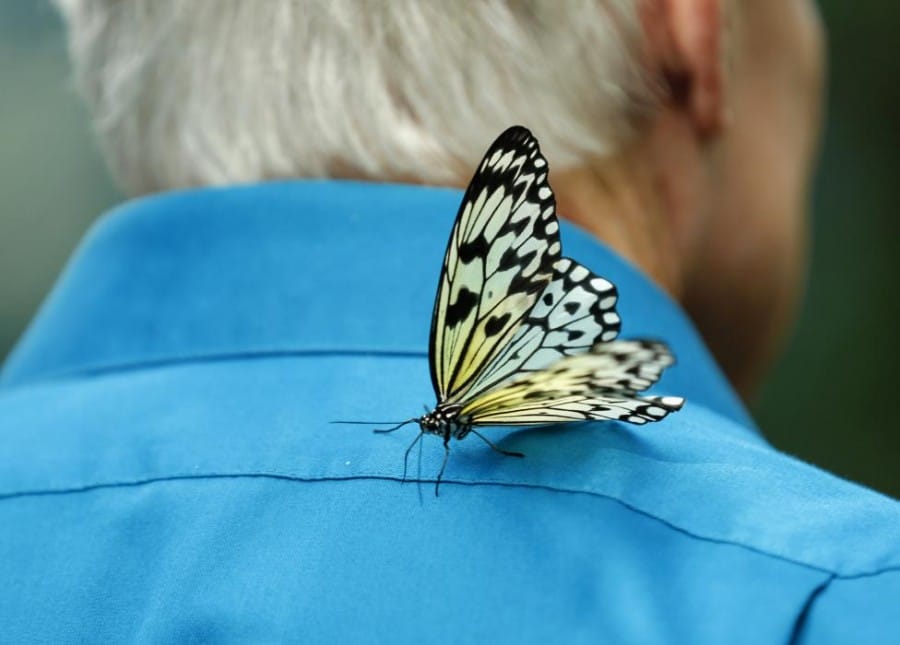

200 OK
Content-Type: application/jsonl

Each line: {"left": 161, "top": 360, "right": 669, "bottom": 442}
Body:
{"left": 458, "top": 340, "right": 685, "bottom": 426}
{"left": 430, "top": 126, "right": 561, "bottom": 403}
{"left": 458, "top": 257, "right": 622, "bottom": 401}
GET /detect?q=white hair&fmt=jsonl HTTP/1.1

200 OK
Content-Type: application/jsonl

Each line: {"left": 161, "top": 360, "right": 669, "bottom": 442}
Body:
{"left": 55, "top": 0, "right": 654, "bottom": 195}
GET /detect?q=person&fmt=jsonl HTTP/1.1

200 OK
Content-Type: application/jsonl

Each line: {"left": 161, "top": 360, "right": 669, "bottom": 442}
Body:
{"left": 0, "top": 1, "right": 896, "bottom": 642}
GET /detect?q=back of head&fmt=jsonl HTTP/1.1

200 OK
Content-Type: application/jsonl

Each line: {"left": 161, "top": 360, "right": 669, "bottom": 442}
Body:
{"left": 56, "top": 0, "right": 651, "bottom": 194}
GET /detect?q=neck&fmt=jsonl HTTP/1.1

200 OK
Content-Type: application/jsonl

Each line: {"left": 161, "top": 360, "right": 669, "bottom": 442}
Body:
{"left": 553, "top": 167, "right": 675, "bottom": 299}
{"left": 549, "top": 111, "right": 709, "bottom": 304}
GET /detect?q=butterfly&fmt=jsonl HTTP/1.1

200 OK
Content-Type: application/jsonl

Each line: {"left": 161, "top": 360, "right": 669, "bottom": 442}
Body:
{"left": 349, "top": 126, "right": 683, "bottom": 494}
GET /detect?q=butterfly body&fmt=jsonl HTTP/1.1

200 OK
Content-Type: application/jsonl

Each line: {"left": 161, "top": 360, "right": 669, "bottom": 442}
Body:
{"left": 370, "top": 126, "right": 684, "bottom": 494}
{"left": 418, "top": 404, "right": 470, "bottom": 442}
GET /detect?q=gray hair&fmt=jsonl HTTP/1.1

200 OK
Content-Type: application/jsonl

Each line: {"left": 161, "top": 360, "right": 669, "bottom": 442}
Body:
{"left": 55, "top": 0, "right": 653, "bottom": 195}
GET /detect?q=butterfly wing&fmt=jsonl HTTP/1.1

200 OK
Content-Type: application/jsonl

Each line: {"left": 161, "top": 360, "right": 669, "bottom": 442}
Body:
{"left": 458, "top": 256, "right": 623, "bottom": 401}
{"left": 430, "top": 126, "right": 561, "bottom": 403}
{"left": 458, "top": 340, "right": 685, "bottom": 426}
{"left": 431, "top": 125, "right": 682, "bottom": 426}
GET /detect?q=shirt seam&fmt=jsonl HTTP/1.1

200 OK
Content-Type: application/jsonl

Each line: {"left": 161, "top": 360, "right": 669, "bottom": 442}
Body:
{"left": 1, "top": 469, "right": 895, "bottom": 580}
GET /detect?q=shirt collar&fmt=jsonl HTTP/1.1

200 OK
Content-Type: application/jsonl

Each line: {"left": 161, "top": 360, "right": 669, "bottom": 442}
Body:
{"left": 1, "top": 180, "right": 757, "bottom": 433}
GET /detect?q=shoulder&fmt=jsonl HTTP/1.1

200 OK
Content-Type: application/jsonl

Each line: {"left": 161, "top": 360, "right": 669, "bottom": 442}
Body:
{"left": 1, "top": 354, "right": 898, "bottom": 578}
{"left": 1, "top": 355, "right": 899, "bottom": 642}
{"left": 529, "top": 401, "right": 900, "bottom": 578}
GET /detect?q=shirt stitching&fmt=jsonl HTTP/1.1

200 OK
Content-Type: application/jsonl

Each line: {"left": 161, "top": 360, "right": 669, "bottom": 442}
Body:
{"left": 2, "top": 470, "right": 895, "bottom": 580}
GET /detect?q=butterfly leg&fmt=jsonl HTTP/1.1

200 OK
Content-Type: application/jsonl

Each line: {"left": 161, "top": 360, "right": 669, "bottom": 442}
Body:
{"left": 434, "top": 438, "right": 451, "bottom": 497}
{"left": 401, "top": 431, "right": 425, "bottom": 482}
{"left": 471, "top": 429, "right": 525, "bottom": 458}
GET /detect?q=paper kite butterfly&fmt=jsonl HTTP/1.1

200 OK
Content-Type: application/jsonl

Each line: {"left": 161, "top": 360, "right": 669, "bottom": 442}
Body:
{"left": 362, "top": 126, "right": 683, "bottom": 493}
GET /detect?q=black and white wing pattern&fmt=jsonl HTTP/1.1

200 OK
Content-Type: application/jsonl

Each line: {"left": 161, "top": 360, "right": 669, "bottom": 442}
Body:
{"left": 430, "top": 127, "right": 560, "bottom": 403}
{"left": 458, "top": 341, "right": 684, "bottom": 426}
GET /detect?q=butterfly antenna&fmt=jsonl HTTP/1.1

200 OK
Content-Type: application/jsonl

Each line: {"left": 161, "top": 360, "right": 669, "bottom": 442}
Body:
{"left": 331, "top": 419, "right": 413, "bottom": 427}
{"left": 471, "top": 429, "right": 525, "bottom": 458}
{"left": 374, "top": 418, "right": 419, "bottom": 434}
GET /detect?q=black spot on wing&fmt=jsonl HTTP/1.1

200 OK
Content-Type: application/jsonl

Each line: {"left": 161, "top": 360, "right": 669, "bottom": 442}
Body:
{"left": 508, "top": 272, "right": 546, "bottom": 296}
{"left": 516, "top": 249, "right": 538, "bottom": 271}
{"left": 485, "top": 312, "right": 512, "bottom": 337}
{"left": 505, "top": 215, "right": 530, "bottom": 238}
{"left": 498, "top": 246, "right": 520, "bottom": 272}
{"left": 458, "top": 236, "right": 489, "bottom": 264}
{"left": 445, "top": 288, "right": 478, "bottom": 327}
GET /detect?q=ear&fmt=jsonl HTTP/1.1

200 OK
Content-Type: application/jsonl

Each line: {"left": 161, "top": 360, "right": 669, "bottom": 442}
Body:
{"left": 640, "top": 0, "right": 727, "bottom": 137}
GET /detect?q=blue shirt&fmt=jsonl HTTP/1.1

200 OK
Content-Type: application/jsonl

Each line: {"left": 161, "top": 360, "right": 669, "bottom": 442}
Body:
{"left": 1, "top": 181, "right": 898, "bottom": 644}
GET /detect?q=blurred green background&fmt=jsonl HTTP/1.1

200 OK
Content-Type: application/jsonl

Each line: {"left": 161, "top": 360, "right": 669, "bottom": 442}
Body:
{"left": 1, "top": 3, "right": 898, "bottom": 496}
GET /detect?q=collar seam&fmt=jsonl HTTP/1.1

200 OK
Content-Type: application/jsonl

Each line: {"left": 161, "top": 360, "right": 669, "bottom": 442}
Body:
{"left": 2, "top": 347, "right": 429, "bottom": 389}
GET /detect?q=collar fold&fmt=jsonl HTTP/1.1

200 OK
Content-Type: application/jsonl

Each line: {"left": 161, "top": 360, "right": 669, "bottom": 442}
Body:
{"left": 1, "top": 180, "right": 756, "bottom": 432}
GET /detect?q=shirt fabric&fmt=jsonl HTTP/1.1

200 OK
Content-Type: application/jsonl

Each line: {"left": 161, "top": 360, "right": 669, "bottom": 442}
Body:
{"left": 1, "top": 181, "right": 898, "bottom": 644}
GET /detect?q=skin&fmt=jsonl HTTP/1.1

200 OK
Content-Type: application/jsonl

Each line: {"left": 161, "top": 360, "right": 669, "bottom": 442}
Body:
{"left": 551, "top": 0, "right": 825, "bottom": 399}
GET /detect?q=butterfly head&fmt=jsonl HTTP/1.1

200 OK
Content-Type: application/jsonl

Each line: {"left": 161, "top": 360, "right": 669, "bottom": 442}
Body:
{"left": 418, "top": 403, "right": 470, "bottom": 441}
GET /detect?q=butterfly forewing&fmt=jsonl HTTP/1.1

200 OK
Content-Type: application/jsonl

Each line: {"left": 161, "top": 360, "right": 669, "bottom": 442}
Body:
{"left": 430, "top": 127, "right": 561, "bottom": 403}
{"left": 458, "top": 340, "right": 684, "bottom": 426}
